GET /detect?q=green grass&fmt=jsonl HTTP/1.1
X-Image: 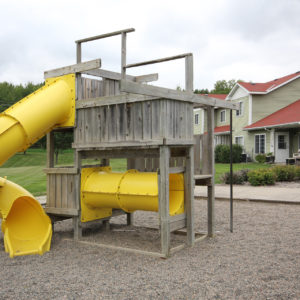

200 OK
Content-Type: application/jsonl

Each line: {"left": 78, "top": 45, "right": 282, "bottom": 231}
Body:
{"left": 1, "top": 149, "right": 272, "bottom": 194}
{"left": 0, "top": 149, "right": 127, "bottom": 195}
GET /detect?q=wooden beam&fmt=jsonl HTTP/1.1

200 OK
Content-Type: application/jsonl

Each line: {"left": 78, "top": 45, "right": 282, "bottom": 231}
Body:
{"left": 44, "top": 59, "right": 101, "bottom": 79}
{"left": 135, "top": 73, "right": 158, "bottom": 83}
{"left": 120, "top": 80, "right": 238, "bottom": 110}
{"left": 185, "top": 55, "right": 193, "bottom": 92}
{"left": 76, "top": 93, "right": 159, "bottom": 109}
{"left": 83, "top": 68, "right": 158, "bottom": 83}
{"left": 125, "top": 53, "right": 192, "bottom": 69}
{"left": 75, "top": 28, "right": 135, "bottom": 44}
{"left": 207, "top": 106, "right": 215, "bottom": 237}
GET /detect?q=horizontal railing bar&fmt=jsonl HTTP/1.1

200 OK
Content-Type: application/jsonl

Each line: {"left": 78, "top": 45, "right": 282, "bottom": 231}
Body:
{"left": 125, "top": 53, "right": 193, "bottom": 69}
{"left": 75, "top": 28, "right": 135, "bottom": 44}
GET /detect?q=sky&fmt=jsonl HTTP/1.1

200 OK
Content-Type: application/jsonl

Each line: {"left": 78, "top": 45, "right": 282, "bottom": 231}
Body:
{"left": 0, "top": 0, "right": 299, "bottom": 91}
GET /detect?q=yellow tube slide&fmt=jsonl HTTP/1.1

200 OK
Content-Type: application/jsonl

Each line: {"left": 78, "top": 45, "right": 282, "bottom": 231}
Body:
{"left": 81, "top": 167, "right": 184, "bottom": 223}
{"left": 0, "top": 177, "right": 52, "bottom": 258}
{"left": 0, "top": 74, "right": 75, "bottom": 257}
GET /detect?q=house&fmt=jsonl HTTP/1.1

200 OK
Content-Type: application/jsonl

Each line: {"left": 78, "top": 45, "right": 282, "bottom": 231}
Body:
{"left": 194, "top": 71, "right": 300, "bottom": 162}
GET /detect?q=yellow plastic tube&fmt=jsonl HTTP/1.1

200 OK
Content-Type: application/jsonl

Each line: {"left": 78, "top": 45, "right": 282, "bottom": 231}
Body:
{"left": 0, "top": 177, "right": 52, "bottom": 258}
{"left": 0, "top": 74, "right": 75, "bottom": 257}
{"left": 81, "top": 167, "right": 184, "bottom": 223}
{"left": 0, "top": 74, "right": 75, "bottom": 166}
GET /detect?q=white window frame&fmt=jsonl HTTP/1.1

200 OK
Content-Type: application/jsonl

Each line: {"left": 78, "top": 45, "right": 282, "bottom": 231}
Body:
{"left": 236, "top": 101, "right": 244, "bottom": 117}
{"left": 235, "top": 136, "right": 244, "bottom": 146}
{"left": 220, "top": 110, "right": 226, "bottom": 123}
{"left": 194, "top": 113, "right": 199, "bottom": 125}
{"left": 254, "top": 133, "right": 266, "bottom": 154}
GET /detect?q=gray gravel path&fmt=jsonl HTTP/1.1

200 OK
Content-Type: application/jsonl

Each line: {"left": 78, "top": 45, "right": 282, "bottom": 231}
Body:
{"left": 0, "top": 200, "right": 299, "bottom": 299}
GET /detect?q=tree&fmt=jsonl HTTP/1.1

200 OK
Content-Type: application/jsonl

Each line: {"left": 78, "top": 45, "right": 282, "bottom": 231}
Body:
{"left": 54, "top": 131, "right": 73, "bottom": 164}
{"left": 194, "top": 88, "right": 209, "bottom": 94}
{"left": 211, "top": 79, "right": 236, "bottom": 94}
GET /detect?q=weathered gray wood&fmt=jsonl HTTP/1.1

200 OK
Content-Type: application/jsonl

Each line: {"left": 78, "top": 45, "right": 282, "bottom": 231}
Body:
{"left": 45, "top": 207, "right": 78, "bottom": 216}
{"left": 206, "top": 106, "right": 215, "bottom": 237}
{"left": 135, "top": 73, "right": 158, "bottom": 83}
{"left": 44, "top": 168, "right": 78, "bottom": 174}
{"left": 126, "top": 53, "right": 192, "bottom": 69}
{"left": 83, "top": 68, "right": 159, "bottom": 83}
{"left": 44, "top": 59, "right": 101, "bottom": 79}
{"left": 75, "top": 28, "right": 135, "bottom": 43}
{"left": 169, "top": 166, "right": 185, "bottom": 173}
{"left": 121, "top": 32, "right": 126, "bottom": 79}
{"left": 46, "top": 132, "right": 55, "bottom": 168}
{"left": 120, "top": 80, "right": 238, "bottom": 110}
{"left": 126, "top": 213, "right": 134, "bottom": 226}
{"left": 185, "top": 54, "right": 193, "bottom": 92}
{"left": 76, "top": 42, "right": 82, "bottom": 101}
{"left": 73, "top": 150, "right": 82, "bottom": 239}
{"left": 185, "top": 146, "right": 195, "bottom": 246}
{"left": 194, "top": 135, "right": 202, "bottom": 175}
{"left": 159, "top": 146, "right": 170, "bottom": 257}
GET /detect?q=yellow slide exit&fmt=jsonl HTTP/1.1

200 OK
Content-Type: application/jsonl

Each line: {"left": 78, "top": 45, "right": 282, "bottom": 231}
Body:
{"left": 0, "top": 74, "right": 75, "bottom": 257}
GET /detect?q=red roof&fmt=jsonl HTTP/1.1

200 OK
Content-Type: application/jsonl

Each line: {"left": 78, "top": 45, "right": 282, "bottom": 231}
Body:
{"left": 200, "top": 94, "right": 227, "bottom": 100}
{"left": 245, "top": 99, "right": 300, "bottom": 130}
{"left": 238, "top": 71, "right": 300, "bottom": 93}
{"left": 214, "top": 125, "right": 230, "bottom": 133}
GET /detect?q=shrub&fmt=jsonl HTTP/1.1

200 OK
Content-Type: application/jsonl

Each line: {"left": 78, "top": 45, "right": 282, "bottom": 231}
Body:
{"left": 221, "top": 169, "right": 249, "bottom": 184}
{"left": 272, "top": 165, "right": 296, "bottom": 181}
{"left": 215, "top": 144, "right": 243, "bottom": 163}
{"left": 255, "top": 154, "right": 266, "bottom": 163}
{"left": 248, "top": 169, "right": 276, "bottom": 186}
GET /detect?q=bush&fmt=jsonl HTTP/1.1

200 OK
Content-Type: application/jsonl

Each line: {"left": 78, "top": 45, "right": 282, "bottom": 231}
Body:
{"left": 248, "top": 169, "right": 276, "bottom": 186}
{"left": 215, "top": 144, "right": 243, "bottom": 163}
{"left": 255, "top": 154, "right": 266, "bottom": 163}
{"left": 272, "top": 165, "right": 296, "bottom": 181}
{"left": 295, "top": 166, "right": 300, "bottom": 179}
{"left": 221, "top": 169, "right": 250, "bottom": 185}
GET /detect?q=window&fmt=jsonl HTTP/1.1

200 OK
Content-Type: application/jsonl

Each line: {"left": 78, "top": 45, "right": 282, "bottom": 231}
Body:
{"left": 236, "top": 101, "right": 244, "bottom": 116}
{"left": 194, "top": 113, "right": 199, "bottom": 125}
{"left": 255, "top": 134, "right": 265, "bottom": 154}
{"left": 278, "top": 135, "right": 287, "bottom": 149}
{"left": 235, "top": 136, "right": 244, "bottom": 146}
{"left": 220, "top": 110, "right": 226, "bottom": 122}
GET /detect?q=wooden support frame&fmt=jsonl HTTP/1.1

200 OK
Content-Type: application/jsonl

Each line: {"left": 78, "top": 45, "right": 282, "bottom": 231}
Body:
{"left": 44, "top": 59, "right": 101, "bottom": 79}
{"left": 120, "top": 80, "right": 238, "bottom": 110}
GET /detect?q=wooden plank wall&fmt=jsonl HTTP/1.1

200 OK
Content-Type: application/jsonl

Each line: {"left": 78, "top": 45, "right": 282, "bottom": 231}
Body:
{"left": 47, "top": 173, "right": 78, "bottom": 211}
{"left": 74, "top": 77, "right": 194, "bottom": 146}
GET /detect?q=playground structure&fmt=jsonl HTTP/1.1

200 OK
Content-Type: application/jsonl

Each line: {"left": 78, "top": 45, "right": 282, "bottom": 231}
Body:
{"left": 0, "top": 28, "right": 237, "bottom": 258}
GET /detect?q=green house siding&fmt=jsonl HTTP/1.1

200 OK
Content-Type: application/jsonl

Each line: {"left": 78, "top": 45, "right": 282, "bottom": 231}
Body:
{"left": 215, "top": 108, "right": 229, "bottom": 127}
{"left": 193, "top": 109, "right": 202, "bottom": 134}
{"left": 252, "top": 77, "right": 300, "bottom": 123}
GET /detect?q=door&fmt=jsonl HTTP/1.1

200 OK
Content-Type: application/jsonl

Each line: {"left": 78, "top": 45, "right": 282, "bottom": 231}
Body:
{"left": 275, "top": 132, "right": 289, "bottom": 163}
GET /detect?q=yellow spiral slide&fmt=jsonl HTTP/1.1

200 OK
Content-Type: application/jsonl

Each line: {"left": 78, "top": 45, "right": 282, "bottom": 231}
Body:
{"left": 0, "top": 74, "right": 75, "bottom": 257}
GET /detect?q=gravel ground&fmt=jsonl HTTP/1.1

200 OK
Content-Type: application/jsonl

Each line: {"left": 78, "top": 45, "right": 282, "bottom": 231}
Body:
{"left": 0, "top": 200, "right": 299, "bottom": 300}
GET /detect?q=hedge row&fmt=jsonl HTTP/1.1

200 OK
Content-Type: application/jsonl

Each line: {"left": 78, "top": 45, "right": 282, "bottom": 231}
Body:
{"left": 215, "top": 144, "right": 243, "bottom": 163}
{"left": 221, "top": 165, "right": 300, "bottom": 186}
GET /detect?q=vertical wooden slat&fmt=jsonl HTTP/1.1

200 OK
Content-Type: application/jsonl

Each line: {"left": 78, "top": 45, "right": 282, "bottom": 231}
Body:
{"left": 151, "top": 100, "right": 160, "bottom": 140}
{"left": 55, "top": 175, "right": 62, "bottom": 208}
{"left": 185, "top": 146, "right": 195, "bottom": 246}
{"left": 142, "top": 101, "right": 151, "bottom": 141}
{"left": 133, "top": 102, "right": 143, "bottom": 140}
{"left": 159, "top": 146, "right": 170, "bottom": 257}
{"left": 61, "top": 175, "right": 68, "bottom": 208}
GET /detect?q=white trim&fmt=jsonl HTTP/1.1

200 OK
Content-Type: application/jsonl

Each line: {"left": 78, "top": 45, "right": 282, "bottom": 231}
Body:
{"left": 244, "top": 121, "right": 300, "bottom": 131}
{"left": 226, "top": 83, "right": 249, "bottom": 100}
{"left": 248, "top": 94, "right": 252, "bottom": 125}
{"left": 254, "top": 133, "right": 266, "bottom": 154}
{"left": 220, "top": 109, "right": 226, "bottom": 123}
{"left": 236, "top": 101, "right": 244, "bottom": 117}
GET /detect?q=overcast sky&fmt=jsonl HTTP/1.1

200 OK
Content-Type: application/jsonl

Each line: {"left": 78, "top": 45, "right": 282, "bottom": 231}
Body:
{"left": 0, "top": 0, "right": 299, "bottom": 90}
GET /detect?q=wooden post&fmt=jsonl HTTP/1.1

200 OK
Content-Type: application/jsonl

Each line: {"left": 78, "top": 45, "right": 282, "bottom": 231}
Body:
{"left": 73, "top": 150, "right": 82, "bottom": 240}
{"left": 76, "top": 42, "right": 82, "bottom": 100}
{"left": 206, "top": 106, "right": 215, "bottom": 237}
{"left": 121, "top": 32, "right": 126, "bottom": 79}
{"left": 185, "top": 146, "right": 195, "bottom": 246}
{"left": 159, "top": 146, "right": 170, "bottom": 257}
{"left": 126, "top": 213, "right": 134, "bottom": 226}
{"left": 46, "top": 132, "right": 55, "bottom": 168}
{"left": 185, "top": 54, "right": 193, "bottom": 92}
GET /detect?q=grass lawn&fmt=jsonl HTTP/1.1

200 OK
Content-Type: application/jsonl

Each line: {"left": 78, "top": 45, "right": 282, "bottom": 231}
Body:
{"left": 1, "top": 149, "right": 271, "bottom": 195}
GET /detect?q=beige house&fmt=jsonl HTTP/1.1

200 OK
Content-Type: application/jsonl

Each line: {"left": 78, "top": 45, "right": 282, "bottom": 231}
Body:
{"left": 194, "top": 71, "right": 300, "bottom": 162}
